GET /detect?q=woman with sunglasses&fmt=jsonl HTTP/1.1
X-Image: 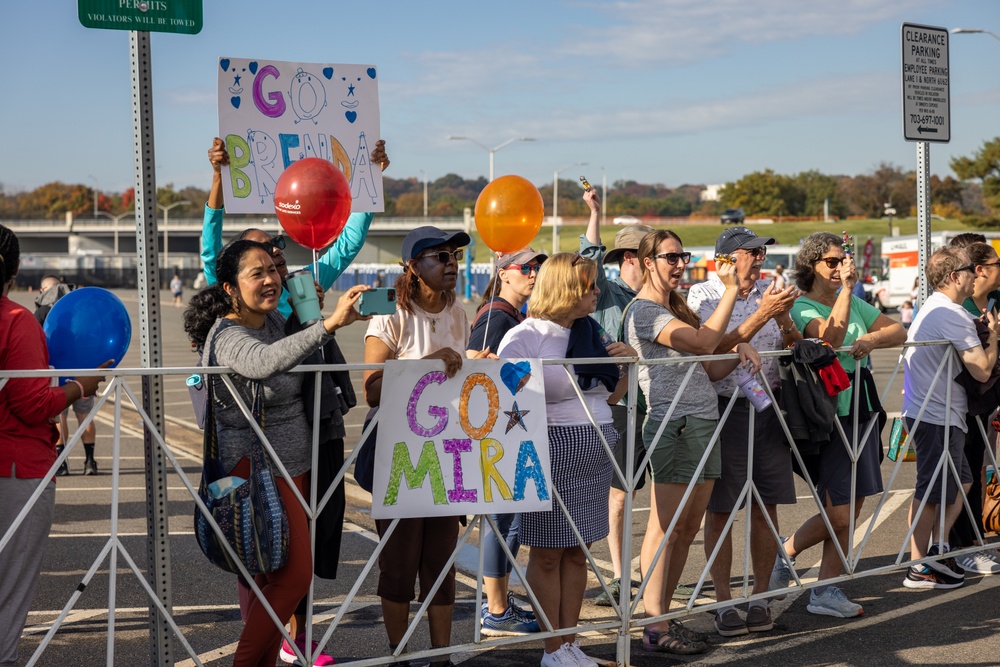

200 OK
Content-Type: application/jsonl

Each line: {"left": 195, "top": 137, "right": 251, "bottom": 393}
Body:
{"left": 772, "top": 232, "right": 904, "bottom": 618}
{"left": 364, "top": 226, "right": 488, "bottom": 667}
{"left": 624, "top": 230, "right": 758, "bottom": 655}
{"left": 497, "top": 252, "right": 634, "bottom": 667}
{"left": 468, "top": 248, "right": 547, "bottom": 637}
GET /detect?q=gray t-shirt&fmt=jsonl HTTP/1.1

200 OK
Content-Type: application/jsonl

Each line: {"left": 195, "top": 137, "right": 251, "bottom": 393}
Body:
{"left": 206, "top": 313, "right": 329, "bottom": 477}
{"left": 623, "top": 298, "right": 719, "bottom": 422}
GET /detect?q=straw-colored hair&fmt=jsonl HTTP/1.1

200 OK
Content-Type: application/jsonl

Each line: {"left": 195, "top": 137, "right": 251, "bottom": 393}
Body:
{"left": 527, "top": 252, "right": 597, "bottom": 322}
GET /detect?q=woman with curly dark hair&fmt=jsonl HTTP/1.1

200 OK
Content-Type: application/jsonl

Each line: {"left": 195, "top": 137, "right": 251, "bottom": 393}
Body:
{"left": 184, "top": 239, "right": 368, "bottom": 667}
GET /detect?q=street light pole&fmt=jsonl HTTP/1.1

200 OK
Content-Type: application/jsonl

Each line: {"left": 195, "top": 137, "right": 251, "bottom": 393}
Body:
{"left": 951, "top": 27, "right": 1000, "bottom": 42}
{"left": 447, "top": 136, "right": 536, "bottom": 182}
{"left": 552, "top": 162, "right": 588, "bottom": 254}
{"left": 158, "top": 200, "right": 190, "bottom": 271}
{"left": 601, "top": 167, "right": 608, "bottom": 227}
{"left": 420, "top": 170, "right": 428, "bottom": 217}
{"left": 88, "top": 174, "right": 99, "bottom": 219}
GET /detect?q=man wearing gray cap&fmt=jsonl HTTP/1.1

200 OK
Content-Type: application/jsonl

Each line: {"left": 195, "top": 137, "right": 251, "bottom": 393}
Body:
{"left": 578, "top": 190, "right": 653, "bottom": 605}
{"left": 686, "top": 226, "right": 800, "bottom": 636}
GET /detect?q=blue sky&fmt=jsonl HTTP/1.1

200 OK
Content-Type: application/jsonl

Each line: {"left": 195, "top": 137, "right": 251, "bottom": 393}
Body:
{"left": 2, "top": 1, "right": 998, "bottom": 196}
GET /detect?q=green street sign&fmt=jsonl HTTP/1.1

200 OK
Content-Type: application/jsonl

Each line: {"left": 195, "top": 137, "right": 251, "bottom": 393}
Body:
{"left": 79, "top": 0, "right": 203, "bottom": 34}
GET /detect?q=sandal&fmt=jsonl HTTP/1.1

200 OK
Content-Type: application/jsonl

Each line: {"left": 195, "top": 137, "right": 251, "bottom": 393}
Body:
{"left": 669, "top": 619, "right": 710, "bottom": 643}
{"left": 642, "top": 626, "right": 708, "bottom": 655}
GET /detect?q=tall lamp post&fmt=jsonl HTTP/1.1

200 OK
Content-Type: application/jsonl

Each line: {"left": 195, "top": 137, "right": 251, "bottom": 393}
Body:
{"left": 419, "top": 169, "right": 429, "bottom": 217}
{"left": 88, "top": 174, "right": 100, "bottom": 219}
{"left": 951, "top": 27, "right": 1000, "bottom": 42}
{"left": 158, "top": 200, "right": 190, "bottom": 271}
{"left": 552, "top": 162, "right": 588, "bottom": 254}
{"left": 601, "top": 167, "right": 608, "bottom": 227}
{"left": 96, "top": 210, "right": 134, "bottom": 255}
{"left": 447, "top": 135, "right": 536, "bottom": 182}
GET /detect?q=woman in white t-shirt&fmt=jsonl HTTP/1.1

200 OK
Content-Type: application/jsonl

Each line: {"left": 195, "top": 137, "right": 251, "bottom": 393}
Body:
{"left": 498, "top": 252, "right": 634, "bottom": 667}
{"left": 363, "top": 226, "right": 487, "bottom": 667}
{"left": 623, "top": 230, "right": 758, "bottom": 655}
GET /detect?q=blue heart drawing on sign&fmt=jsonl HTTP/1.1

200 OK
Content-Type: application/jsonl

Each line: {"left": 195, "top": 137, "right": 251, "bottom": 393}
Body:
{"left": 366, "top": 67, "right": 377, "bottom": 79}
{"left": 219, "top": 59, "right": 230, "bottom": 72}
{"left": 345, "top": 111, "right": 357, "bottom": 123}
{"left": 323, "top": 67, "right": 334, "bottom": 79}
{"left": 248, "top": 61, "right": 258, "bottom": 74}
{"left": 231, "top": 96, "right": 241, "bottom": 109}
{"left": 500, "top": 361, "right": 533, "bottom": 395}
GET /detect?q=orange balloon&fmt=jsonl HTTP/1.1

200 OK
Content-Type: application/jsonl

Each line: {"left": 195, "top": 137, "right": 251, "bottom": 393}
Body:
{"left": 474, "top": 175, "right": 545, "bottom": 253}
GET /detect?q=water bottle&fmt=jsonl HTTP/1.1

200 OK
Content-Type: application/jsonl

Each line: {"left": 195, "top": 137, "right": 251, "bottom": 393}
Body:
{"left": 736, "top": 367, "right": 772, "bottom": 412}
{"left": 988, "top": 465, "right": 996, "bottom": 485}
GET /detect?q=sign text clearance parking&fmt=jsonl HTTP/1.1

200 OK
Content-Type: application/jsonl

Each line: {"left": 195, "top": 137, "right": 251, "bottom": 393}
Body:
{"left": 901, "top": 23, "right": 950, "bottom": 143}
{"left": 372, "top": 359, "right": 552, "bottom": 520}
{"left": 217, "top": 57, "right": 384, "bottom": 214}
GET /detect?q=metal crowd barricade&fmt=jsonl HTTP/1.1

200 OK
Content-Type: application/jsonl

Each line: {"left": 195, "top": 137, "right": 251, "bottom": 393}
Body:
{"left": 2, "top": 339, "right": 997, "bottom": 666}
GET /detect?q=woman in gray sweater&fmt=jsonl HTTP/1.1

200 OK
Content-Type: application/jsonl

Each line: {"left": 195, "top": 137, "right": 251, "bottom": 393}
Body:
{"left": 185, "top": 239, "right": 368, "bottom": 667}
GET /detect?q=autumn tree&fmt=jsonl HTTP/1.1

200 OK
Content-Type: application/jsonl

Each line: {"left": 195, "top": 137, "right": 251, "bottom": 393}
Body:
{"left": 720, "top": 169, "right": 796, "bottom": 216}
{"left": 952, "top": 137, "right": 1000, "bottom": 218}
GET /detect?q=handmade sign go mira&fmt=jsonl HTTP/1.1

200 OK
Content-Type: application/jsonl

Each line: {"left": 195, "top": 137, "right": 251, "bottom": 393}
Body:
{"left": 217, "top": 56, "right": 383, "bottom": 214}
{"left": 372, "top": 359, "right": 552, "bottom": 520}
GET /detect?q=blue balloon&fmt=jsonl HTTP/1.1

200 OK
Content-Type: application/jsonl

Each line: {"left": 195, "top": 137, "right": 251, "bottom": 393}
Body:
{"left": 43, "top": 288, "right": 131, "bottom": 370}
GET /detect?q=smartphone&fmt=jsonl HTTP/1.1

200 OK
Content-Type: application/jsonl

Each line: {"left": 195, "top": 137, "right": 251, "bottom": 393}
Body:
{"left": 988, "top": 297, "right": 997, "bottom": 315}
{"left": 358, "top": 287, "right": 397, "bottom": 316}
{"left": 579, "top": 175, "right": 592, "bottom": 192}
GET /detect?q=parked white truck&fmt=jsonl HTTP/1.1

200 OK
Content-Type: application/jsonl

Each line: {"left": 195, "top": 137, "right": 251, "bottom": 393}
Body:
{"left": 870, "top": 231, "right": 1000, "bottom": 310}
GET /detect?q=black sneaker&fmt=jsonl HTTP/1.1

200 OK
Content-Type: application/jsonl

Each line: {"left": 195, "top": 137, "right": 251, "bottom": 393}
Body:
{"left": 84, "top": 458, "right": 98, "bottom": 476}
{"left": 903, "top": 564, "right": 964, "bottom": 590}
{"left": 56, "top": 460, "right": 69, "bottom": 476}
{"left": 926, "top": 544, "right": 964, "bottom": 580}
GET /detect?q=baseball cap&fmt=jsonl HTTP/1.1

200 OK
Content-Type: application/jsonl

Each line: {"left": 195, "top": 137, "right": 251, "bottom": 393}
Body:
{"left": 402, "top": 226, "right": 472, "bottom": 262}
{"left": 604, "top": 224, "right": 656, "bottom": 264}
{"left": 497, "top": 248, "right": 547, "bottom": 269}
{"left": 715, "top": 227, "right": 775, "bottom": 256}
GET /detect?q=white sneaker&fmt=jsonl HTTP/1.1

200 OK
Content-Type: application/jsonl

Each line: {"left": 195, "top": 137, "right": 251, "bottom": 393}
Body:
{"left": 540, "top": 644, "right": 577, "bottom": 667}
{"left": 957, "top": 550, "right": 1000, "bottom": 575}
{"left": 566, "top": 641, "right": 599, "bottom": 667}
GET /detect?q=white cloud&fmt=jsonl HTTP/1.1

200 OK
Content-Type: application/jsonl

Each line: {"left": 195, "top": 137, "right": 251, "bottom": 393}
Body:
{"left": 162, "top": 89, "right": 216, "bottom": 106}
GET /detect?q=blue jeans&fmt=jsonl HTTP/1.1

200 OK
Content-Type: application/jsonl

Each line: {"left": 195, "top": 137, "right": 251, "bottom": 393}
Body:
{"left": 483, "top": 513, "right": 520, "bottom": 579}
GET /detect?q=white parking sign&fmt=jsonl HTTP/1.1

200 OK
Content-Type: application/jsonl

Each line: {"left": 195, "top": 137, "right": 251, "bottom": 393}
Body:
{"left": 901, "top": 23, "right": 950, "bottom": 143}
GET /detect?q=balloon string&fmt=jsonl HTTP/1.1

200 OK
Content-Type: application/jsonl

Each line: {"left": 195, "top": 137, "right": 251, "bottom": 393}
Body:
{"left": 313, "top": 250, "right": 319, "bottom": 300}
{"left": 482, "top": 255, "right": 497, "bottom": 353}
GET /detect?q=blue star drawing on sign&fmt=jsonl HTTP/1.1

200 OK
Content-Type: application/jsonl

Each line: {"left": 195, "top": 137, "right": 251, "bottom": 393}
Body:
{"left": 233, "top": 74, "right": 241, "bottom": 86}
{"left": 504, "top": 401, "right": 530, "bottom": 434}
{"left": 347, "top": 83, "right": 356, "bottom": 96}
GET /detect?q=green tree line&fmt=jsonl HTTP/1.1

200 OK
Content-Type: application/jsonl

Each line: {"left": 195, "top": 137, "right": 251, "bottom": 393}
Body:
{"left": 3, "top": 138, "right": 998, "bottom": 225}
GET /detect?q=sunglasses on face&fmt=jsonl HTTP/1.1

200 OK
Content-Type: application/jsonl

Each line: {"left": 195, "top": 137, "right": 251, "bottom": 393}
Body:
{"left": 506, "top": 263, "right": 542, "bottom": 275}
{"left": 818, "top": 257, "right": 846, "bottom": 269}
{"left": 265, "top": 235, "right": 286, "bottom": 252}
{"left": 737, "top": 246, "right": 767, "bottom": 259}
{"left": 953, "top": 264, "right": 976, "bottom": 275}
{"left": 420, "top": 248, "right": 464, "bottom": 264}
{"left": 979, "top": 261, "right": 1000, "bottom": 269}
{"left": 653, "top": 252, "right": 692, "bottom": 266}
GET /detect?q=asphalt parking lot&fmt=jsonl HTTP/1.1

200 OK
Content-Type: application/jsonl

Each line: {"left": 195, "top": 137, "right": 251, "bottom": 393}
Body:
{"left": 6, "top": 288, "right": 1000, "bottom": 666}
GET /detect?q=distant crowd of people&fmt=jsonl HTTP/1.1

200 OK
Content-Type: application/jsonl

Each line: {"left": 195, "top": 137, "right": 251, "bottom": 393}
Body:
{"left": 2, "top": 138, "right": 999, "bottom": 666}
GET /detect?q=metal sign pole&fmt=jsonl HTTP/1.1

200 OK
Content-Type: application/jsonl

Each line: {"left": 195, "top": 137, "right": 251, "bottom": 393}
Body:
{"left": 129, "top": 30, "right": 174, "bottom": 666}
{"left": 916, "top": 141, "right": 931, "bottom": 306}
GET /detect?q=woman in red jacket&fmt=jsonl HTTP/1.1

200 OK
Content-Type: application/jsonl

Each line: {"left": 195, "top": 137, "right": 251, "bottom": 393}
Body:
{"left": 0, "top": 224, "right": 105, "bottom": 665}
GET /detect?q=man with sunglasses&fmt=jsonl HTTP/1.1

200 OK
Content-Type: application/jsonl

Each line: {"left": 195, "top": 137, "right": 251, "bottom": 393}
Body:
{"left": 200, "top": 137, "right": 391, "bottom": 320}
{"left": 903, "top": 246, "right": 1000, "bottom": 591}
{"left": 578, "top": 189, "right": 655, "bottom": 605}
{"left": 686, "top": 226, "right": 800, "bottom": 636}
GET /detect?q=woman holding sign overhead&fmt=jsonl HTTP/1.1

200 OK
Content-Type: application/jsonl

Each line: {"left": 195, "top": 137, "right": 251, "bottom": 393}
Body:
{"left": 364, "top": 226, "right": 489, "bottom": 667}
{"left": 497, "top": 252, "right": 634, "bottom": 667}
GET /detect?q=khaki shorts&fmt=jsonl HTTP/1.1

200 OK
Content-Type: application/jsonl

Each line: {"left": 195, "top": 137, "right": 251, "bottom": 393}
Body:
{"left": 644, "top": 415, "right": 721, "bottom": 485}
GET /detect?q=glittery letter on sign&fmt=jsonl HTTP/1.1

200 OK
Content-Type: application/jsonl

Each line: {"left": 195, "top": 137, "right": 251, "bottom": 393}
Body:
{"left": 480, "top": 438, "right": 512, "bottom": 503}
{"left": 513, "top": 440, "right": 548, "bottom": 502}
{"left": 459, "top": 373, "right": 499, "bottom": 440}
{"left": 443, "top": 439, "right": 477, "bottom": 503}
{"left": 407, "top": 371, "right": 449, "bottom": 437}
{"left": 384, "top": 441, "right": 447, "bottom": 506}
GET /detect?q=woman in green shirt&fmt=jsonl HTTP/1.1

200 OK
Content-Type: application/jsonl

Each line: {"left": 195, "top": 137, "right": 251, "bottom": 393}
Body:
{"left": 776, "top": 232, "right": 905, "bottom": 618}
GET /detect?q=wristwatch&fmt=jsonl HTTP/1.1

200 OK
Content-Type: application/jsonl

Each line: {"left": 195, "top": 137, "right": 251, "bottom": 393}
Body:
{"left": 779, "top": 323, "right": 796, "bottom": 335}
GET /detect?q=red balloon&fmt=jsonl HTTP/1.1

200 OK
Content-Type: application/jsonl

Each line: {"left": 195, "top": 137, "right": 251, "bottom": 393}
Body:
{"left": 273, "top": 158, "right": 353, "bottom": 250}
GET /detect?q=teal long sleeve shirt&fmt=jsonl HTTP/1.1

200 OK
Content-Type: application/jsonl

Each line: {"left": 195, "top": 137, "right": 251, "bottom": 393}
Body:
{"left": 200, "top": 204, "right": 374, "bottom": 318}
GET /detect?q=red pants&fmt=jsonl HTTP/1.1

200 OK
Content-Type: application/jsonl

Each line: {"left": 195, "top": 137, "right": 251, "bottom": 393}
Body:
{"left": 229, "top": 461, "right": 312, "bottom": 667}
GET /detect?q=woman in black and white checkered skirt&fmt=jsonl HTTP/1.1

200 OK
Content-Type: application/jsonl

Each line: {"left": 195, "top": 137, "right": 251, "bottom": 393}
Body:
{"left": 498, "top": 253, "right": 635, "bottom": 667}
